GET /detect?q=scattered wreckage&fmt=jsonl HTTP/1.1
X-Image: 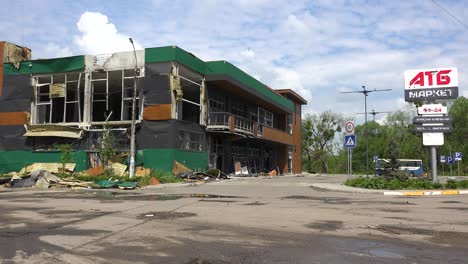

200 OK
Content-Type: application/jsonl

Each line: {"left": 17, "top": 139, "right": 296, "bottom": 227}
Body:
{"left": 0, "top": 159, "right": 281, "bottom": 191}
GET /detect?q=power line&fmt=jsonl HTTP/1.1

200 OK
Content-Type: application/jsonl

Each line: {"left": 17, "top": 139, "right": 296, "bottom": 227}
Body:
{"left": 430, "top": 0, "right": 468, "bottom": 29}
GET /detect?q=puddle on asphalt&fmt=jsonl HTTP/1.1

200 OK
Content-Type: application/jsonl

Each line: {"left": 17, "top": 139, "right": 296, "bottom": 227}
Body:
{"left": 283, "top": 195, "right": 352, "bottom": 205}
{"left": 139, "top": 211, "right": 197, "bottom": 220}
{"left": 438, "top": 206, "right": 468, "bottom": 211}
{"left": 19, "top": 192, "right": 242, "bottom": 202}
{"left": 374, "top": 224, "right": 434, "bottom": 236}
{"left": 184, "top": 258, "right": 230, "bottom": 264}
{"left": 243, "top": 201, "right": 267, "bottom": 206}
{"left": 305, "top": 220, "right": 343, "bottom": 231}
{"left": 198, "top": 200, "right": 238, "bottom": 203}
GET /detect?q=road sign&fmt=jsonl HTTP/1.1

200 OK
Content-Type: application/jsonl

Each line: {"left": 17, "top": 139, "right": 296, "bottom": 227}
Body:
{"left": 417, "top": 104, "right": 448, "bottom": 115}
{"left": 423, "top": 132, "right": 444, "bottom": 146}
{"left": 413, "top": 116, "right": 452, "bottom": 124}
{"left": 344, "top": 135, "right": 356, "bottom": 148}
{"left": 455, "top": 152, "right": 462, "bottom": 161}
{"left": 440, "top": 155, "right": 446, "bottom": 163}
{"left": 414, "top": 125, "right": 452, "bottom": 133}
{"left": 344, "top": 118, "right": 355, "bottom": 135}
{"left": 404, "top": 67, "right": 459, "bottom": 101}
{"left": 448, "top": 156, "right": 454, "bottom": 165}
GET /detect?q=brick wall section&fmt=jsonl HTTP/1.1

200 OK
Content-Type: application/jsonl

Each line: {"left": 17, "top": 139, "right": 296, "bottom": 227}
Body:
{"left": 292, "top": 102, "right": 302, "bottom": 174}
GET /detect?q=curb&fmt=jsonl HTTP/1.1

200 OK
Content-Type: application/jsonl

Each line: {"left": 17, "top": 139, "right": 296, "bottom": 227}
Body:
{"left": 384, "top": 190, "right": 468, "bottom": 196}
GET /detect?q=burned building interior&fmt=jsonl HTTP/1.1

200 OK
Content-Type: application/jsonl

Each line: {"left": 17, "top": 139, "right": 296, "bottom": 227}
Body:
{"left": 0, "top": 41, "right": 307, "bottom": 175}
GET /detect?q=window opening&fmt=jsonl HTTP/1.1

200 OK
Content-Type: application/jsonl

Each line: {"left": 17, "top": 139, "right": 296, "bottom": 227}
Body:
{"left": 258, "top": 107, "right": 273, "bottom": 128}
{"left": 178, "top": 130, "right": 204, "bottom": 151}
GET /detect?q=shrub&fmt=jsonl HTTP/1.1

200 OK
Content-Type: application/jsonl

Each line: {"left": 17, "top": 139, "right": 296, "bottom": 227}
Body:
{"left": 345, "top": 177, "right": 462, "bottom": 190}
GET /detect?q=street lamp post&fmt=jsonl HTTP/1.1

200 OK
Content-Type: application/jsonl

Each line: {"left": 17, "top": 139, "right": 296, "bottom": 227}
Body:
{"left": 129, "top": 38, "right": 138, "bottom": 178}
{"left": 341, "top": 86, "right": 392, "bottom": 177}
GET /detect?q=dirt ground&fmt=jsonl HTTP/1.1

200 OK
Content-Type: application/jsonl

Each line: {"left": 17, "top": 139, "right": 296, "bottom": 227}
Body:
{"left": 1, "top": 174, "right": 468, "bottom": 263}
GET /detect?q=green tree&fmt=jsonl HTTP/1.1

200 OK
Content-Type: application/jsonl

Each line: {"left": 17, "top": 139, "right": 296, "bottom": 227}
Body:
{"left": 443, "top": 97, "right": 468, "bottom": 175}
{"left": 302, "top": 111, "right": 342, "bottom": 173}
{"left": 96, "top": 124, "right": 115, "bottom": 174}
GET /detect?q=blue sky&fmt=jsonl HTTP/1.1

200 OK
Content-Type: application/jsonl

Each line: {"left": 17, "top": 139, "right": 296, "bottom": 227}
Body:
{"left": 1, "top": 0, "right": 467, "bottom": 124}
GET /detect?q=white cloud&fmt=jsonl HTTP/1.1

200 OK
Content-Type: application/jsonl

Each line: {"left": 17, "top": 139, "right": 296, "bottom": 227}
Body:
{"left": 74, "top": 12, "right": 142, "bottom": 55}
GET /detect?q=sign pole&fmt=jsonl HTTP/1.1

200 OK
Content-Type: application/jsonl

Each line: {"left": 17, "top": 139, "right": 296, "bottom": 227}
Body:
{"left": 350, "top": 148, "right": 353, "bottom": 176}
{"left": 458, "top": 161, "right": 460, "bottom": 177}
{"left": 431, "top": 146, "right": 437, "bottom": 183}
{"left": 442, "top": 162, "right": 444, "bottom": 177}
{"left": 347, "top": 148, "right": 350, "bottom": 176}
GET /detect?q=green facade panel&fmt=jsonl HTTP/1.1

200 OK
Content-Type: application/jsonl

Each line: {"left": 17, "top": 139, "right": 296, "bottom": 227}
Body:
{"left": 142, "top": 148, "right": 208, "bottom": 173}
{"left": 3, "top": 55, "right": 85, "bottom": 76}
{"left": 0, "top": 150, "right": 88, "bottom": 173}
{"left": 144, "top": 46, "right": 295, "bottom": 112}
{"left": 205, "top": 61, "right": 294, "bottom": 111}
{"left": 145, "top": 46, "right": 206, "bottom": 74}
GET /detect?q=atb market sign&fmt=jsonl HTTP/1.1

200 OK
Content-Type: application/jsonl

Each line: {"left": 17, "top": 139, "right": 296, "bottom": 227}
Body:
{"left": 404, "top": 67, "right": 459, "bottom": 101}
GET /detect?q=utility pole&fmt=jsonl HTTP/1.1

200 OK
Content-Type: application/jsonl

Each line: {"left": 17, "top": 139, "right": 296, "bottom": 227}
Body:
{"left": 356, "top": 110, "right": 392, "bottom": 165}
{"left": 129, "top": 38, "right": 138, "bottom": 178}
{"left": 341, "top": 86, "right": 392, "bottom": 177}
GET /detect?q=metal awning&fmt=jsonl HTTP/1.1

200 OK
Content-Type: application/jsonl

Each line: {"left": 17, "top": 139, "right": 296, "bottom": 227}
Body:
{"left": 23, "top": 124, "right": 84, "bottom": 139}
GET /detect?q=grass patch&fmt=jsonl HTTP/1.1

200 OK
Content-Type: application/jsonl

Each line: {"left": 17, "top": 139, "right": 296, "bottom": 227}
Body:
{"left": 151, "top": 170, "right": 183, "bottom": 184}
{"left": 345, "top": 177, "right": 467, "bottom": 190}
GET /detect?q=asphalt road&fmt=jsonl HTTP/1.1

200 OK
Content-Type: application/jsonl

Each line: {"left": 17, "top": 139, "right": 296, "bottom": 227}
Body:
{"left": 1, "top": 174, "right": 468, "bottom": 263}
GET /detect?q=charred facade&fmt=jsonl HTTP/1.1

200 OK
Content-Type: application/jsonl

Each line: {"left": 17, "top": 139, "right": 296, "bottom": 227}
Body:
{"left": 0, "top": 42, "right": 306, "bottom": 174}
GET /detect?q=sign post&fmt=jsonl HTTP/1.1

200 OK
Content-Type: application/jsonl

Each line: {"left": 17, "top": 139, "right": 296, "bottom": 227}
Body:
{"left": 440, "top": 155, "right": 446, "bottom": 176}
{"left": 344, "top": 118, "right": 355, "bottom": 176}
{"left": 448, "top": 156, "right": 454, "bottom": 177}
{"left": 455, "top": 152, "right": 462, "bottom": 176}
{"left": 405, "top": 67, "right": 459, "bottom": 183}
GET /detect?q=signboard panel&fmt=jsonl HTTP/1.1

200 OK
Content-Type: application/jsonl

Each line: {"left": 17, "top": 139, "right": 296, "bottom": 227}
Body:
{"left": 423, "top": 132, "right": 444, "bottom": 146}
{"left": 413, "top": 116, "right": 452, "bottom": 124}
{"left": 455, "top": 152, "right": 462, "bottom": 161}
{"left": 448, "top": 156, "right": 454, "bottom": 165}
{"left": 404, "top": 67, "right": 458, "bottom": 90}
{"left": 414, "top": 125, "right": 452, "bottom": 133}
{"left": 440, "top": 155, "right": 446, "bottom": 163}
{"left": 344, "top": 118, "right": 355, "bottom": 135}
{"left": 404, "top": 67, "right": 459, "bottom": 102}
{"left": 417, "top": 104, "right": 448, "bottom": 115}
{"left": 344, "top": 135, "right": 356, "bottom": 149}
{"left": 405, "top": 87, "right": 458, "bottom": 101}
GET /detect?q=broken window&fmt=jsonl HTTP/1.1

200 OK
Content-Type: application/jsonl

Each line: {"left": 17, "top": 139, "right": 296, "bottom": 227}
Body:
{"left": 258, "top": 107, "right": 273, "bottom": 128}
{"left": 33, "top": 73, "right": 84, "bottom": 124}
{"left": 90, "top": 69, "right": 143, "bottom": 122}
{"left": 231, "top": 101, "right": 246, "bottom": 117}
{"left": 178, "top": 130, "right": 204, "bottom": 152}
{"left": 175, "top": 65, "right": 203, "bottom": 124}
{"left": 209, "top": 95, "right": 225, "bottom": 112}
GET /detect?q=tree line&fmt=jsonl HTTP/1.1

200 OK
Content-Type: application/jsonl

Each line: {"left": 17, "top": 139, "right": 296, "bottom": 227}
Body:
{"left": 302, "top": 96, "right": 467, "bottom": 175}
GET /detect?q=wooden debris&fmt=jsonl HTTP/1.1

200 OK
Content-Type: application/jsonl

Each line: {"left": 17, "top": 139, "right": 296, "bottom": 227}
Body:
{"left": 172, "top": 160, "right": 192, "bottom": 174}
{"left": 19, "top": 163, "right": 76, "bottom": 174}
{"left": 135, "top": 167, "right": 152, "bottom": 177}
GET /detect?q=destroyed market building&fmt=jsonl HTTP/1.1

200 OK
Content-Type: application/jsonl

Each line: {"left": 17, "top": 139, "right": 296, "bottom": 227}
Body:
{"left": 0, "top": 41, "right": 307, "bottom": 175}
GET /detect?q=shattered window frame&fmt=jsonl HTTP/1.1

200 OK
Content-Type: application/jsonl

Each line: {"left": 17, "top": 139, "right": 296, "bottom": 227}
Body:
{"left": 209, "top": 95, "right": 225, "bottom": 112}
{"left": 32, "top": 72, "right": 83, "bottom": 124}
{"left": 257, "top": 107, "right": 274, "bottom": 128}
{"left": 178, "top": 130, "right": 204, "bottom": 152}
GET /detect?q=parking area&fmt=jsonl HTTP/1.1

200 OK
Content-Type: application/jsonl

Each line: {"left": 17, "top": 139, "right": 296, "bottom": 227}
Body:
{"left": 1, "top": 174, "right": 468, "bottom": 263}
